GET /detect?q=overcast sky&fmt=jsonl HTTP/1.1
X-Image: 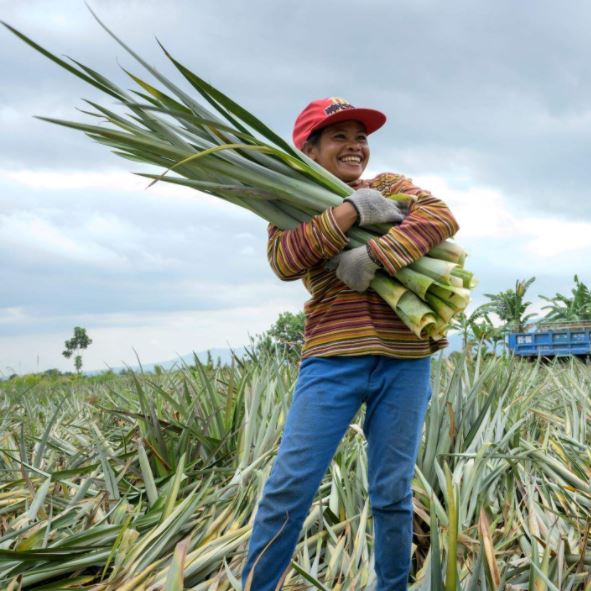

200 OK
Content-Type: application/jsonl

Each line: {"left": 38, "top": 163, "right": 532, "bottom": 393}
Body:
{"left": 1, "top": 0, "right": 590, "bottom": 374}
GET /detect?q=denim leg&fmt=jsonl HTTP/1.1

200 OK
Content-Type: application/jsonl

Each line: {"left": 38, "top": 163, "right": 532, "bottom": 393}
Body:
{"left": 363, "top": 356, "right": 432, "bottom": 591}
{"left": 242, "top": 356, "right": 368, "bottom": 591}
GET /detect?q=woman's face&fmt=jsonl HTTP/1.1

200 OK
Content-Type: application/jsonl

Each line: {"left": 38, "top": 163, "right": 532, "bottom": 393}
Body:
{"left": 303, "top": 120, "right": 370, "bottom": 182}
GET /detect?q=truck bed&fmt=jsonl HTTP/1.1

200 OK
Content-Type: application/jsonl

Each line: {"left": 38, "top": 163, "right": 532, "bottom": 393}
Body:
{"left": 507, "top": 321, "right": 591, "bottom": 358}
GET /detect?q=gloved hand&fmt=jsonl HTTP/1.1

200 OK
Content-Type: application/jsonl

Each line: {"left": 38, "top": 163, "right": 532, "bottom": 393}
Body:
{"left": 345, "top": 188, "right": 406, "bottom": 226}
{"left": 326, "top": 245, "right": 380, "bottom": 292}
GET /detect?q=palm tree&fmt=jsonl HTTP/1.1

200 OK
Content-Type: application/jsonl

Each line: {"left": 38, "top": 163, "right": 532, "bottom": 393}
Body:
{"left": 540, "top": 275, "right": 591, "bottom": 322}
{"left": 483, "top": 277, "right": 536, "bottom": 333}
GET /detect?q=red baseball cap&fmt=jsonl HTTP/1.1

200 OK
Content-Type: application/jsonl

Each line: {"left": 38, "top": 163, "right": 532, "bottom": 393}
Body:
{"left": 292, "top": 97, "right": 387, "bottom": 150}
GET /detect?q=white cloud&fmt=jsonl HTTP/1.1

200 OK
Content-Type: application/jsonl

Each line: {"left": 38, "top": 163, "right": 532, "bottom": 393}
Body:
{"left": 0, "top": 202, "right": 186, "bottom": 272}
{"left": 413, "top": 174, "right": 515, "bottom": 239}
{"left": 521, "top": 218, "right": 591, "bottom": 257}
{"left": 0, "top": 210, "right": 128, "bottom": 268}
{"left": 83, "top": 213, "right": 142, "bottom": 244}
{"left": 3, "top": 168, "right": 248, "bottom": 213}
{"left": 413, "top": 175, "right": 591, "bottom": 261}
{"left": 0, "top": 307, "right": 28, "bottom": 324}
{"left": 0, "top": 105, "right": 22, "bottom": 125}
{"left": 6, "top": 169, "right": 146, "bottom": 192}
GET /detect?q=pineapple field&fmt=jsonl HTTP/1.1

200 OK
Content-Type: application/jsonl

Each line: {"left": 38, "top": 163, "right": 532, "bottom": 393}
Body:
{"left": 1, "top": 350, "right": 590, "bottom": 590}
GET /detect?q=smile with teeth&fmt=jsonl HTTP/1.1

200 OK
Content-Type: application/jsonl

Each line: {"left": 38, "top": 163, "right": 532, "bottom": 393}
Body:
{"left": 339, "top": 155, "right": 362, "bottom": 164}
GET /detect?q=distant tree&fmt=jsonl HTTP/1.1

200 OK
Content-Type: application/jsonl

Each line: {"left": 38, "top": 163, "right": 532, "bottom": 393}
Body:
{"left": 540, "top": 275, "right": 591, "bottom": 322}
{"left": 62, "top": 327, "right": 93, "bottom": 374}
{"left": 268, "top": 312, "right": 305, "bottom": 354}
{"left": 483, "top": 277, "right": 536, "bottom": 332}
{"left": 253, "top": 311, "right": 306, "bottom": 360}
{"left": 42, "top": 368, "right": 62, "bottom": 378}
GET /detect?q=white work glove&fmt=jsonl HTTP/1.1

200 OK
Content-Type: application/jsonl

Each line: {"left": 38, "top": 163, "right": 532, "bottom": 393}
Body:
{"left": 327, "top": 245, "right": 380, "bottom": 292}
{"left": 345, "top": 188, "right": 406, "bottom": 227}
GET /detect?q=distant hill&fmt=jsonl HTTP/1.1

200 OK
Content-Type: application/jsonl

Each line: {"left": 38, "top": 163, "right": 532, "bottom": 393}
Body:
{"left": 94, "top": 346, "right": 247, "bottom": 375}
{"left": 151, "top": 347, "right": 247, "bottom": 371}
{"left": 92, "top": 334, "right": 464, "bottom": 376}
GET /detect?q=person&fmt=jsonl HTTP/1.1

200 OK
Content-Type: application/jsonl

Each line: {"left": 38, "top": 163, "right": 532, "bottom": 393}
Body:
{"left": 241, "top": 97, "right": 459, "bottom": 590}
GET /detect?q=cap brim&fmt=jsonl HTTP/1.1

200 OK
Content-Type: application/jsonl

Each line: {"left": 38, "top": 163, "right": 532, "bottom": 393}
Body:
{"left": 309, "top": 107, "right": 387, "bottom": 137}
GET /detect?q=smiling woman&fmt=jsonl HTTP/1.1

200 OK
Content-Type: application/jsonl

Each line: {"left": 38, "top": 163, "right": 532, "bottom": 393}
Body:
{"left": 241, "top": 97, "right": 461, "bottom": 590}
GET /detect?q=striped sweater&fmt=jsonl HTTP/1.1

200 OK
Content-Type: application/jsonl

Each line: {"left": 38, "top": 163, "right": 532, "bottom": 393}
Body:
{"left": 267, "top": 172, "right": 460, "bottom": 359}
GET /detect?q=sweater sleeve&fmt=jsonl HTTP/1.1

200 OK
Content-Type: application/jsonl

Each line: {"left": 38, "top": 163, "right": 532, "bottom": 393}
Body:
{"left": 367, "top": 176, "right": 460, "bottom": 276}
{"left": 267, "top": 207, "right": 350, "bottom": 281}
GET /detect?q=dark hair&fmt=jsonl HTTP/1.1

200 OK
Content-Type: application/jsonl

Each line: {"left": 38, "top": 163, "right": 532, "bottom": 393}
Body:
{"left": 304, "top": 121, "right": 368, "bottom": 148}
{"left": 304, "top": 128, "right": 323, "bottom": 148}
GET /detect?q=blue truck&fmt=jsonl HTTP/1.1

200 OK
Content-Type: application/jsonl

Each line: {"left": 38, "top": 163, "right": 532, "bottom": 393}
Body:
{"left": 507, "top": 321, "right": 591, "bottom": 359}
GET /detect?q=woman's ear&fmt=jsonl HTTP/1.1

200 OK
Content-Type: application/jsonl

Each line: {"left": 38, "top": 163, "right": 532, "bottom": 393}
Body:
{"left": 302, "top": 142, "right": 318, "bottom": 161}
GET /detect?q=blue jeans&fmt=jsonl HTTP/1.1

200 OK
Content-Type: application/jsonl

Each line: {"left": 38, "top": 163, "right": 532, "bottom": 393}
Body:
{"left": 242, "top": 355, "right": 432, "bottom": 591}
